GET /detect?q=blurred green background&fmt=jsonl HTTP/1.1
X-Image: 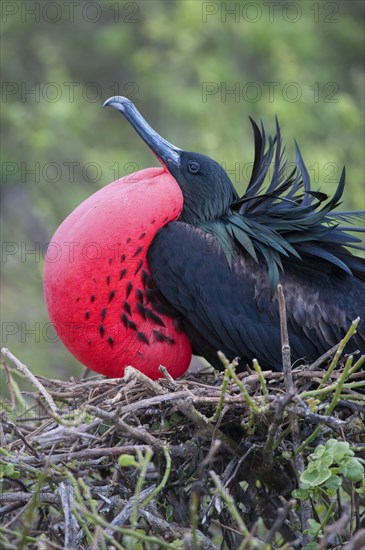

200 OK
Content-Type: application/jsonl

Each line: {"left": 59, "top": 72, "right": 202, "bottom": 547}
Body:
{"left": 1, "top": 0, "right": 364, "bottom": 379}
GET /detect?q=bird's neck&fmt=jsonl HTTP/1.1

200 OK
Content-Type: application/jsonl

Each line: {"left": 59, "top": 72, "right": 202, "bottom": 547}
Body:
{"left": 179, "top": 196, "right": 236, "bottom": 226}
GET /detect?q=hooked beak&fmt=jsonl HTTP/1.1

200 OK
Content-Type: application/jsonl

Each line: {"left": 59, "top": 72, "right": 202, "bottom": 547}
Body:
{"left": 103, "top": 96, "right": 181, "bottom": 170}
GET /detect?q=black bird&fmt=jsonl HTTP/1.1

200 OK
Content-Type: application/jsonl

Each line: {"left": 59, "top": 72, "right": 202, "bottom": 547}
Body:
{"left": 104, "top": 96, "right": 365, "bottom": 371}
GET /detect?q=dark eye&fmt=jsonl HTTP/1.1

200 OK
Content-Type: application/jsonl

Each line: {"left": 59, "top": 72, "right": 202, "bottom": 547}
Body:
{"left": 188, "top": 160, "right": 200, "bottom": 174}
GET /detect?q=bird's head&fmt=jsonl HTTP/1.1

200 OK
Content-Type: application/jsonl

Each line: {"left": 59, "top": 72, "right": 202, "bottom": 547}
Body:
{"left": 103, "top": 96, "right": 238, "bottom": 225}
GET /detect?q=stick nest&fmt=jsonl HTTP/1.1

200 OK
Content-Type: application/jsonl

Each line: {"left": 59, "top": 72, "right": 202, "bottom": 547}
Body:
{"left": 1, "top": 346, "right": 364, "bottom": 550}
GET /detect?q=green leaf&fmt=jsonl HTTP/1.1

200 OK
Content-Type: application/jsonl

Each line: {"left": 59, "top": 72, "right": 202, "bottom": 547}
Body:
{"left": 169, "top": 412, "right": 183, "bottom": 426}
{"left": 150, "top": 422, "right": 161, "bottom": 431}
{"left": 306, "top": 461, "right": 319, "bottom": 473}
{"left": 0, "top": 463, "right": 20, "bottom": 480}
{"left": 339, "top": 458, "right": 364, "bottom": 482}
{"left": 312, "top": 445, "right": 326, "bottom": 459}
{"left": 118, "top": 454, "right": 138, "bottom": 468}
{"left": 324, "top": 474, "right": 342, "bottom": 491}
{"left": 166, "top": 503, "right": 174, "bottom": 523}
{"left": 326, "top": 440, "right": 352, "bottom": 462}
{"left": 292, "top": 488, "right": 310, "bottom": 500}
{"left": 301, "top": 468, "right": 332, "bottom": 487}
{"left": 305, "top": 518, "right": 322, "bottom": 537}
{"left": 355, "top": 481, "right": 365, "bottom": 495}
{"left": 318, "top": 453, "right": 334, "bottom": 469}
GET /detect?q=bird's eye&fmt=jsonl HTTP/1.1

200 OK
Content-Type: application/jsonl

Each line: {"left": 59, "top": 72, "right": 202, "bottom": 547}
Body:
{"left": 188, "top": 160, "right": 200, "bottom": 174}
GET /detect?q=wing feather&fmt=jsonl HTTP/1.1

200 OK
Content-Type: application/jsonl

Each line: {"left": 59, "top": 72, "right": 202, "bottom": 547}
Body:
{"left": 148, "top": 223, "right": 365, "bottom": 371}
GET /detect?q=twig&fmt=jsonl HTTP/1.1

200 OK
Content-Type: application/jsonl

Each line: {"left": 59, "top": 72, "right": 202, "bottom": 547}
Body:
{"left": 325, "top": 356, "right": 360, "bottom": 415}
{"left": 218, "top": 352, "right": 259, "bottom": 415}
{"left": 209, "top": 471, "right": 251, "bottom": 543}
{"left": 263, "top": 390, "right": 296, "bottom": 467}
{"left": 0, "top": 525, "right": 39, "bottom": 545}
{"left": 252, "top": 359, "right": 269, "bottom": 402}
{"left": 2, "top": 363, "right": 17, "bottom": 409}
{"left": 277, "top": 285, "right": 292, "bottom": 389}
{"left": 104, "top": 487, "right": 155, "bottom": 532}
{"left": 320, "top": 508, "right": 350, "bottom": 548}
{"left": 201, "top": 446, "right": 254, "bottom": 531}
{"left": 291, "top": 396, "right": 345, "bottom": 428}
{"left": 0, "top": 492, "right": 59, "bottom": 504}
{"left": 306, "top": 344, "right": 340, "bottom": 371}
{"left": 277, "top": 284, "right": 313, "bottom": 544}
{"left": 319, "top": 318, "right": 360, "bottom": 388}
{"left": 86, "top": 405, "right": 165, "bottom": 452}
{"left": 190, "top": 479, "right": 200, "bottom": 550}
{"left": 139, "top": 507, "right": 219, "bottom": 550}
{"left": 1, "top": 348, "right": 58, "bottom": 415}
{"left": 2, "top": 419, "right": 41, "bottom": 458}
{"left": 81, "top": 502, "right": 182, "bottom": 549}
{"left": 123, "top": 365, "right": 166, "bottom": 394}
{"left": 341, "top": 528, "right": 365, "bottom": 550}
{"left": 58, "top": 481, "right": 78, "bottom": 549}
{"left": 159, "top": 365, "right": 177, "bottom": 386}
{"left": 206, "top": 362, "right": 231, "bottom": 422}
{"left": 142, "top": 445, "right": 172, "bottom": 507}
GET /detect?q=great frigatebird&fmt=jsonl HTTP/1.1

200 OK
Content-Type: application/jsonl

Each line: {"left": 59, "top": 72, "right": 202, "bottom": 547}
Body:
{"left": 44, "top": 97, "right": 365, "bottom": 378}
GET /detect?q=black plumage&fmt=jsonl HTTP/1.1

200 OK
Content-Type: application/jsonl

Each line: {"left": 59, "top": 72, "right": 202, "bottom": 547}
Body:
{"left": 104, "top": 97, "right": 365, "bottom": 371}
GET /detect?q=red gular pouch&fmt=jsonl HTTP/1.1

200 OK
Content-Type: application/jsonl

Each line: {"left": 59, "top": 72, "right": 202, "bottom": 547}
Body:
{"left": 44, "top": 167, "right": 192, "bottom": 380}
